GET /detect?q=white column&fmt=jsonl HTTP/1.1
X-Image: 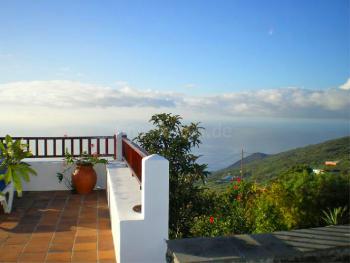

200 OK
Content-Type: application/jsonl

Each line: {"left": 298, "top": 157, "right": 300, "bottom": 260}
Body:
{"left": 141, "top": 154, "right": 169, "bottom": 262}
{"left": 116, "top": 132, "right": 125, "bottom": 161}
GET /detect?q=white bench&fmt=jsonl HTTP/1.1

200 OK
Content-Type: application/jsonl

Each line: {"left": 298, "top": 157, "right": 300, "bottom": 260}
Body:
{"left": 106, "top": 155, "right": 169, "bottom": 263}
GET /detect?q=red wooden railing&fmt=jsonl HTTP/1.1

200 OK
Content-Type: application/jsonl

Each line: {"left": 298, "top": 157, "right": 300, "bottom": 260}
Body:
{"left": 0, "top": 136, "right": 117, "bottom": 159}
{"left": 1, "top": 134, "right": 150, "bottom": 185}
{"left": 122, "top": 136, "right": 148, "bottom": 184}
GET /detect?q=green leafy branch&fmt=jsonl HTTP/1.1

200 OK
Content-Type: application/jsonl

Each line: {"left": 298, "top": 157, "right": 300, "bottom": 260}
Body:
{"left": 0, "top": 135, "right": 37, "bottom": 196}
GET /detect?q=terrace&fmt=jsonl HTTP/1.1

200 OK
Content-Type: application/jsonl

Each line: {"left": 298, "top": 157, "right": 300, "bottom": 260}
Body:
{"left": 0, "top": 191, "right": 114, "bottom": 262}
{"left": 0, "top": 133, "right": 169, "bottom": 263}
{"left": 0, "top": 133, "right": 349, "bottom": 263}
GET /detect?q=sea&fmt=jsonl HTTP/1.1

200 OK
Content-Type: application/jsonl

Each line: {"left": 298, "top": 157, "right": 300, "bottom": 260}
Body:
{"left": 1, "top": 118, "right": 349, "bottom": 172}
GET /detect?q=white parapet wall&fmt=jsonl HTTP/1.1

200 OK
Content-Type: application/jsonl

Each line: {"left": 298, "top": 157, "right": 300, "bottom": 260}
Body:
{"left": 107, "top": 154, "right": 169, "bottom": 263}
{"left": 23, "top": 160, "right": 107, "bottom": 191}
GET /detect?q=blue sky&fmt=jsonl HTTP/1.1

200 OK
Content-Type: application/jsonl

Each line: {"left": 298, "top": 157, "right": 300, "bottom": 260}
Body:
{"left": 0, "top": 0, "right": 349, "bottom": 95}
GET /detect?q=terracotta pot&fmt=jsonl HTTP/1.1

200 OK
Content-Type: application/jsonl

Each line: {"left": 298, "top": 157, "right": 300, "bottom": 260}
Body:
{"left": 72, "top": 165, "right": 97, "bottom": 194}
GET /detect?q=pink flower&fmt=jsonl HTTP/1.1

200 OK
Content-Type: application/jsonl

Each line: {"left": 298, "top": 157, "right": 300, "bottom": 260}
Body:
{"left": 64, "top": 133, "right": 68, "bottom": 137}
{"left": 236, "top": 178, "right": 241, "bottom": 183}
{"left": 90, "top": 143, "right": 95, "bottom": 148}
{"left": 209, "top": 216, "right": 214, "bottom": 224}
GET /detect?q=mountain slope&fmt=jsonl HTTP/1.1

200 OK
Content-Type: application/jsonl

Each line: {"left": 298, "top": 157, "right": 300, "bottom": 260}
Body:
{"left": 207, "top": 136, "right": 350, "bottom": 189}
{"left": 225, "top": 152, "right": 269, "bottom": 169}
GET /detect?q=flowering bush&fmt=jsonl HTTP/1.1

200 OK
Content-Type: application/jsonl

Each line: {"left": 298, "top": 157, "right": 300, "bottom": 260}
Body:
{"left": 191, "top": 166, "right": 350, "bottom": 237}
{"left": 190, "top": 179, "right": 256, "bottom": 236}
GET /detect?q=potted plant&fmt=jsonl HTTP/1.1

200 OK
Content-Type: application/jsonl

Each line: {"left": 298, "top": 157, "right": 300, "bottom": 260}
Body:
{"left": 0, "top": 135, "right": 37, "bottom": 196}
{"left": 57, "top": 151, "right": 107, "bottom": 194}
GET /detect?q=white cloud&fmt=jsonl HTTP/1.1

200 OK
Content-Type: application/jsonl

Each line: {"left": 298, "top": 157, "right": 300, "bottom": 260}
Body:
{"left": 339, "top": 78, "right": 350, "bottom": 90}
{"left": 115, "top": 80, "right": 129, "bottom": 87}
{"left": 0, "top": 79, "right": 349, "bottom": 127}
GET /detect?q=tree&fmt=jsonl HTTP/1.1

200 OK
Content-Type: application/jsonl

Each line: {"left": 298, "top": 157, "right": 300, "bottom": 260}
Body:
{"left": 135, "top": 113, "right": 210, "bottom": 238}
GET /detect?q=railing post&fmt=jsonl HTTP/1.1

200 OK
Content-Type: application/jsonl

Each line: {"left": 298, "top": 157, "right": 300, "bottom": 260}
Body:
{"left": 115, "top": 132, "right": 125, "bottom": 161}
{"left": 141, "top": 154, "right": 169, "bottom": 262}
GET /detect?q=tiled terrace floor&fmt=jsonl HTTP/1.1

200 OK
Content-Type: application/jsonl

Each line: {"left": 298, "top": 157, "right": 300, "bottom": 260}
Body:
{"left": 0, "top": 191, "right": 116, "bottom": 262}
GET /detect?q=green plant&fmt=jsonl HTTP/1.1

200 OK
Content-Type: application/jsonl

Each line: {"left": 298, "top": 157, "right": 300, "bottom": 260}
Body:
{"left": 0, "top": 135, "right": 37, "bottom": 196}
{"left": 135, "top": 113, "right": 209, "bottom": 238}
{"left": 322, "top": 206, "right": 348, "bottom": 225}
{"left": 64, "top": 151, "right": 108, "bottom": 166}
{"left": 191, "top": 179, "right": 257, "bottom": 237}
{"left": 278, "top": 166, "right": 350, "bottom": 228}
{"left": 57, "top": 151, "right": 108, "bottom": 188}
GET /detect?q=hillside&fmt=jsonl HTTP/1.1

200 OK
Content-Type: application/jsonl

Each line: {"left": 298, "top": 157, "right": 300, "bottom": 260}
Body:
{"left": 224, "top": 152, "right": 270, "bottom": 170}
{"left": 206, "top": 136, "right": 350, "bottom": 190}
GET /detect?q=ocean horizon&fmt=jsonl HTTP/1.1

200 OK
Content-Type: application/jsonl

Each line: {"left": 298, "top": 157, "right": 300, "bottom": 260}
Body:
{"left": 1, "top": 117, "right": 348, "bottom": 171}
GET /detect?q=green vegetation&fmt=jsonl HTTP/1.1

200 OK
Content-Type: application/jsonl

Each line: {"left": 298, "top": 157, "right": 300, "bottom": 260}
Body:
{"left": 322, "top": 206, "right": 348, "bottom": 225}
{"left": 0, "top": 135, "right": 37, "bottom": 196}
{"left": 192, "top": 167, "right": 350, "bottom": 237}
{"left": 136, "top": 114, "right": 349, "bottom": 239}
{"left": 135, "top": 113, "right": 210, "bottom": 238}
{"left": 208, "top": 136, "right": 350, "bottom": 190}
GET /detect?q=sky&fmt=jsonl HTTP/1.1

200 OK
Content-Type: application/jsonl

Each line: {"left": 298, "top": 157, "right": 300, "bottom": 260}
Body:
{"left": 0, "top": 0, "right": 349, "bottom": 137}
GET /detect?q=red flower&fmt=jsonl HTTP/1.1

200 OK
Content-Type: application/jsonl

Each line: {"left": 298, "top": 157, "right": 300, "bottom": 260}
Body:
{"left": 236, "top": 178, "right": 241, "bottom": 183}
{"left": 236, "top": 194, "right": 242, "bottom": 201}
{"left": 233, "top": 185, "right": 239, "bottom": 190}
{"left": 209, "top": 216, "right": 214, "bottom": 224}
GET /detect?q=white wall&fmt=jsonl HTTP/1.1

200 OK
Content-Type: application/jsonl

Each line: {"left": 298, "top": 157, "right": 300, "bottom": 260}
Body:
{"left": 23, "top": 160, "right": 107, "bottom": 191}
{"left": 107, "top": 155, "right": 169, "bottom": 263}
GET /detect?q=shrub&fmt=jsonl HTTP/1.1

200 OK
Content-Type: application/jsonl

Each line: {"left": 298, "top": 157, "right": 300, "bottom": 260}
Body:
{"left": 278, "top": 166, "right": 350, "bottom": 228}
{"left": 135, "top": 113, "right": 209, "bottom": 238}
{"left": 191, "top": 179, "right": 256, "bottom": 236}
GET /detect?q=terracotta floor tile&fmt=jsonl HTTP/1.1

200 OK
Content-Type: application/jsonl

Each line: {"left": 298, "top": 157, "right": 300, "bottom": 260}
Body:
{"left": 77, "top": 222, "right": 97, "bottom": 228}
{"left": 72, "top": 251, "right": 97, "bottom": 261}
{"left": 23, "top": 243, "right": 50, "bottom": 253}
{"left": 18, "top": 252, "right": 46, "bottom": 262}
{"left": 98, "top": 230, "right": 113, "bottom": 236}
{"left": 31, "top": 232, "right": 54, "bottom": 239}
{"left": 27, "top": 238, "right": 51, "bottom": 246}
{"left": 46, "top": 251, "right": 72, "bottom": 262}
{"left": 75, "top": 235, "right": 97, "bottom": 243}
{"left": 0, "top": 244, "right": 25, "bottom": 253}
{"left": 0, "top": 248, "right": 21, "bottom": 261}
{"left": 54, "top": 231, "right": 76, "bottom": 239}
{"left": 0, "top": 191, "right": 115, "bottom": 262}
{"left": 76, "top": 229, "right": 97, "bottom": 237}
{"left": 52, "top": 236, "right": 76, "bottom": 244}
{"left": 74, "top": 242, "right": 97, "bottom": 251}
{"left": 98, "top": 240, "right": 114, "bottom": 251}
{"left": 5, "top": 235, "right": 31, "bottom": 245}
{"left": 98, "top": 249, "right": 116, "bottom": 260}
{"left": 35, "top": 225, "right": 56, "bottom": 232}
{"left": 30, "top": 236, "right": 53, "bottom": 243}
{"left": 49, "top": 242, "right": 74, "bottom": 252}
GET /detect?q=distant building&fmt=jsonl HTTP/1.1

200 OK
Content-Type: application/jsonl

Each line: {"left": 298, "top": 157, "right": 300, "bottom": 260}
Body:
{"left": 216, "top": 174, "right": 234, "bottom": 184}
{"left": 313, "top": 169, "right": 324, "bottom": 175}
{"left": 325, "top": 161, "right": 339, "bottom": 166}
